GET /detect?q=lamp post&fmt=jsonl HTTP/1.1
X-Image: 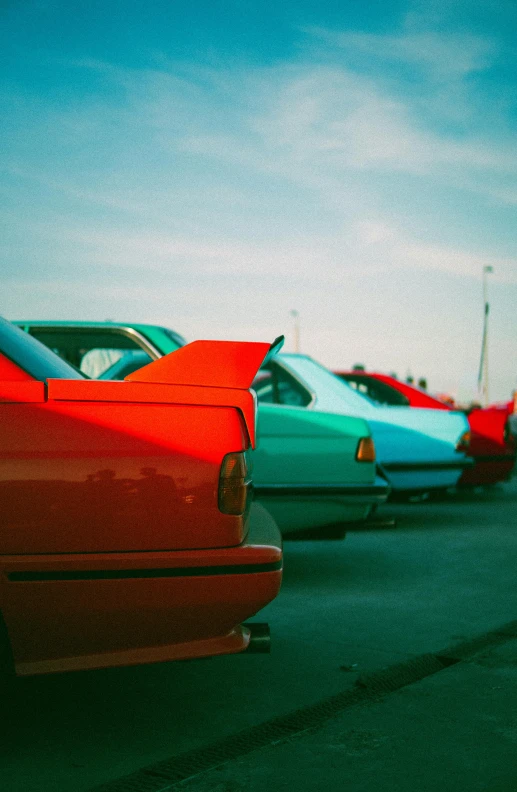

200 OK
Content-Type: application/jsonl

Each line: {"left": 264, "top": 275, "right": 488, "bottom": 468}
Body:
{"left": 290, "top": 310, "right": 300, "bottom": 353}
{"left": 478, "top": 265, "right": 493, "bottom": 406}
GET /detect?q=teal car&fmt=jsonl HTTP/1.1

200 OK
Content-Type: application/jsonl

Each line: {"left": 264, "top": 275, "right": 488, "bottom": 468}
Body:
{"left": 256, "top": 355, "right": 472, "bottom": 496}
{"left": 14, "top": 321, "right": 390, "bottom": 537}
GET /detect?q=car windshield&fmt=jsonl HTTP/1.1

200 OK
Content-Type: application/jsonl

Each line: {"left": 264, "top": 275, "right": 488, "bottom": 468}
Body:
{"left": 0, "top": 317, "right": 85, "bottom": 381}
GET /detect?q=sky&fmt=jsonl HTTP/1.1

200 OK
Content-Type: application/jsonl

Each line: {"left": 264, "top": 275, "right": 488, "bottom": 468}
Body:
{"left": 1, "top": 0, "right": 516, "bottom": 402}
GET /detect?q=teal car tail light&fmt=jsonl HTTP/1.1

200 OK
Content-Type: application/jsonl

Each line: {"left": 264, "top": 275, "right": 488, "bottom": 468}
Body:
{"left": 356, "top": 436, "right": 376, "bottom": 463}
{"left": 456, "top": 430, "right": 471, "bottom": 453}
{"left": 218, "top": 452, "right": 253, "bottom": 515}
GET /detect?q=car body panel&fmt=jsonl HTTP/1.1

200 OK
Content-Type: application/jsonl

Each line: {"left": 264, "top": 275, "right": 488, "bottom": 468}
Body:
{"left": 276, "top": 355, "right": 471, "bottom": 492}
{"left": 337, "top": 371, "right": 516, "bottom": 486}
{"left": 2, "top": 501, "right": 281, "bottom": 676}
{"left": 253, "top": 405, "right": 386, "bottom": 530}
{"left": 0, "top": 319, "right": 282, "bottom": 674}
{"left": 18, "top": 321, "right": 390, "bottom": 532}
{"left": 2, "top": 399, "right": 249, "bottom": 554}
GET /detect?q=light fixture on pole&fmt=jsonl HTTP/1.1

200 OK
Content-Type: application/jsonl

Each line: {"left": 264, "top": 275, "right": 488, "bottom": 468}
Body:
{"left": 477, "top": 265, "right": 493, "bottom": 406}
{"left": 289, "top": 310, "right": 300, "bottom": 353}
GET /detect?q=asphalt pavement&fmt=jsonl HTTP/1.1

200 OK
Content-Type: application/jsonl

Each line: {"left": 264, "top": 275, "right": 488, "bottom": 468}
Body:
{"left": 176, "top": 631, "right": 517, "bottom": 792}
{"left": 2, "top": 477, "right": 517, "bottom": 792}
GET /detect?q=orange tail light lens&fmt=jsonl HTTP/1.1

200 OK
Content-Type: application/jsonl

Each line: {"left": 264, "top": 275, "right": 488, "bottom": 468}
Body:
{"left": 218, "top": 451, "right": 252, "bottom": 515}
{"left": 456, "top": 430, "right": 471, "bottom": 452}
{"left": 356, "top": 436, "right": 376, "bottom": 463}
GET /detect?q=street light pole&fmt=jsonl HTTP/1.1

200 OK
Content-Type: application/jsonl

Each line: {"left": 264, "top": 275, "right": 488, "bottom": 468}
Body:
{"left": 478, "top": 265, "right": 493, "bottom": 406}
{"left": 290, "top": 310, "right": 300, "bottom": 353}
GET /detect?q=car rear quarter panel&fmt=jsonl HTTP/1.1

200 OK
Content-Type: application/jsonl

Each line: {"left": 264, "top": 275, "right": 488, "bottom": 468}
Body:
{"left": 0, "top": 399, "right": 249, "bottom": 553}
{"left": 460, "top": 408, "right": 516, "bottom": 485}
{"left": 468, "top": 408, "right": 510, "bottom": 452}
{"left": 254, "top": 405, "right": 374, "bottom": 486}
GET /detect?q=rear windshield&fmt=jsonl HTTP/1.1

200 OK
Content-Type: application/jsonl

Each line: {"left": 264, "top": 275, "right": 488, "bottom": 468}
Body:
{"left": 340, "top": 374, "right": 410, "bottom": 407}
{"left": 0, "top": 317, "right": 85, "bottom": 382}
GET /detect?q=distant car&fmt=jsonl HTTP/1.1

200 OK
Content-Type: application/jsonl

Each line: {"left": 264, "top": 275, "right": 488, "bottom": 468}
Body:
{"left": 0, "top": 318, "right": 283, "bottom": 677}
{"left": 336, "top": 371, "right": 516, "bottom": 486}
{"left": 15, "top": 322, "right": 390, "bottom": 536}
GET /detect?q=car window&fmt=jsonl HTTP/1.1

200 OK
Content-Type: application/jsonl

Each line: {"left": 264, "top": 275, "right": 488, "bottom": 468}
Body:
{"left": 161, "top": 327, "right": 187, "bottom": 348}
{"left": 252, "top": 370, "right": 276, "bottom": 403}
{"left": 344, "top": 375, "right": 410, "bottom": 407}
{"left": 79, "top": 348, "right": 125, "bottom": 378}
{"left": 26, "top": 329, "right": 147, "bottom": 377}
{"left": 0, "top": 317, "right": 84, "bottom": 381}
{"left": 252, "top": 362, "right": 312, "bottom": 407}
{"left": 99, "top": 350, "right": 153, "bottom": 380}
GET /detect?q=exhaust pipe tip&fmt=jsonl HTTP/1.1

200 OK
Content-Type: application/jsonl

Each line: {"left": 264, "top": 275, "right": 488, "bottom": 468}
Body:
{"left": 243, "top": 622, "right": 270, "bottom": 653}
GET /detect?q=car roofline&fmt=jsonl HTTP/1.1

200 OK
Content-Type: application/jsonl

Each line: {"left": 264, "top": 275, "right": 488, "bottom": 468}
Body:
{"left": 15, "top": 323, "right": 164, "bottom": 361}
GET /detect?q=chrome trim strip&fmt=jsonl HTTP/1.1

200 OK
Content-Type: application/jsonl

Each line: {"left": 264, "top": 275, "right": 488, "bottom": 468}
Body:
{"left": 26, "top": 325, "right": 162, "bottom": 361}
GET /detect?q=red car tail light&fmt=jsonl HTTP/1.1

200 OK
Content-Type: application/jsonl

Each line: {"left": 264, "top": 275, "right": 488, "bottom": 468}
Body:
{"left": 456, "top": 430, "right": 471, "bottom": 453}
{"left": 356, "top": 436, "right": 376, "bottom": 463}
{"left": 218, "top": 452, "right": 252, "bottom": 515}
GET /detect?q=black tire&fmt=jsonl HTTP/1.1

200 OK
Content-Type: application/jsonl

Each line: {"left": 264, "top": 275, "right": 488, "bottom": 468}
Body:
{"left": 0, "top": 613, "right": 16, "bottom": 695}
{"left": 283, "top": 524, "right": 348, "bottom": 540}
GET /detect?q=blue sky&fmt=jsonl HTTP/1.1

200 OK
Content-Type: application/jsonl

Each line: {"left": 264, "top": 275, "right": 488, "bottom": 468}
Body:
{"left": 1, "top": 0, "right": 516, "bottom": 401}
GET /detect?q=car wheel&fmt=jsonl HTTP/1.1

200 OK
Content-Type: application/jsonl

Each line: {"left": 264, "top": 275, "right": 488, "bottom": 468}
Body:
{"left": 0, "top": 613, "right": 15, "bottom": 695}
{"left": 284, "top": 524, "right": 348, "bottom": 540}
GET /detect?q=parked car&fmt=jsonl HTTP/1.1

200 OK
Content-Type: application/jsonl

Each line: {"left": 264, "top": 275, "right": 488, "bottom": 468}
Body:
{"left": 0, "top": 317, "right": 282, "bottom": 677}
{"left": 254, "top": 355, "right": 472, "bottom": 497}
{"left": 13, "top": 321, "right": 186, "bottom": 378}
{"left": 336, "top": 371, "right": 516, "bottom": 486}
{"left": 15, "top": 322, "right": 391, "bottom": 535}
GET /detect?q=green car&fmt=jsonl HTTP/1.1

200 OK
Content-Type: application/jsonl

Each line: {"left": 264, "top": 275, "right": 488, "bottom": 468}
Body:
{"left": 14, "top": 321, "right": 390, "bottom": 537}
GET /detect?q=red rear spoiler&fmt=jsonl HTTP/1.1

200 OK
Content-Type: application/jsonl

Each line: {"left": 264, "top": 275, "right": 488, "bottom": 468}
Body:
{"left": 125, "top": 336, "right": 284, "bottom": 389}
{"left": 47, "top": 337, "right": 283, "bottom": 449}
{"left": 123, "top": 336, "right": 284, "bottom": 448}
{"left": 123, "top": 335, "right": 284, "bottom": 448}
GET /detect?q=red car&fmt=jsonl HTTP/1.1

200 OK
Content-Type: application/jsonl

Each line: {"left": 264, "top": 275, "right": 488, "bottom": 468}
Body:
{"left": 0, "top": 318, "right": 283, "bottom": 677}
{"left": 335, "top": 371, "right": 516, "bottom": 487}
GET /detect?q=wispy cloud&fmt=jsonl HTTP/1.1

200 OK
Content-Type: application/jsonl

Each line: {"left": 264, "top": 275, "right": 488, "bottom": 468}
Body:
{"left": 304, "top": 27, "right": 496, "bottom": 79}
{"left": 354, "top": 220, "right": 517, "bottom": 283}
{"left": 175, "top": 62, "right": 517, "bottom": 215}
{"left": 249, "top": 69, "right": 512, "bottom": 175}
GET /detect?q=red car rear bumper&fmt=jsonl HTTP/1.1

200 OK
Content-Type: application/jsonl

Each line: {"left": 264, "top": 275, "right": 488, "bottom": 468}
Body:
{"left": 1, "top": 503, "right": 282, "bottom": 676}
{"left": 459, "top": 454, "right": 516, "bottom": 486}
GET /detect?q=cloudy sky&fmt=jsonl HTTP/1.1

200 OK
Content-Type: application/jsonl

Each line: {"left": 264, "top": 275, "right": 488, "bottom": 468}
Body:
{"left": 1, "top": 0, "right": 516, "bottom": 401}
